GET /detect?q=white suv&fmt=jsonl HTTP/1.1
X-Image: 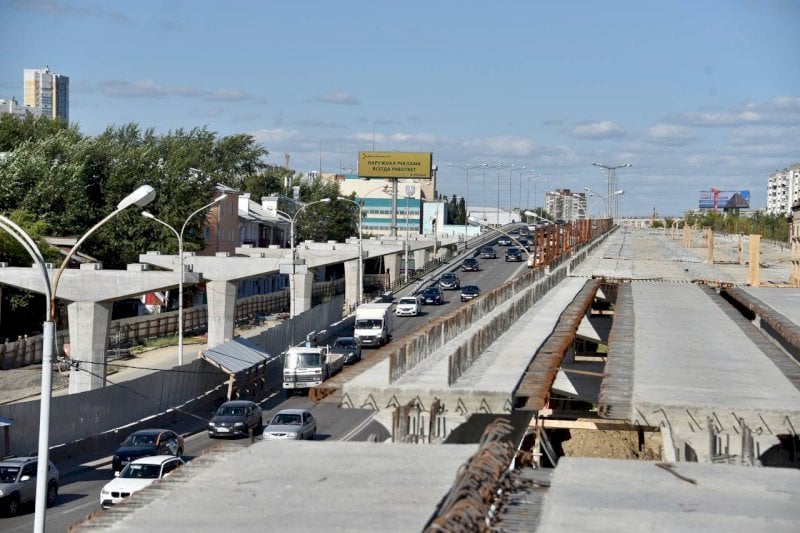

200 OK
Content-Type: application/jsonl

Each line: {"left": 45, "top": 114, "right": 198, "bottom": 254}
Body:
{"left": 395, "top": 296, "right": 420, "bottom": 316}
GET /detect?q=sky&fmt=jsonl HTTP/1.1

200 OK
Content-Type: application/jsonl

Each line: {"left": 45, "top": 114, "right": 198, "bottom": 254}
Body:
{"left": 1, "top": 0, "right": 798, "bottom": 217}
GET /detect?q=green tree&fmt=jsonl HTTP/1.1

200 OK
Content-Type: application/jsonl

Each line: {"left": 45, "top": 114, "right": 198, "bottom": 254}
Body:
{"left": 0, "top": 113, "right": 74, "bottom": 152}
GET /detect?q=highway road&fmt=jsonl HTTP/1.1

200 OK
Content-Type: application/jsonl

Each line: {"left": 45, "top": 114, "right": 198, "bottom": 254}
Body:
{"left": 4, "top": 242, "right": 530, "bottom": 532}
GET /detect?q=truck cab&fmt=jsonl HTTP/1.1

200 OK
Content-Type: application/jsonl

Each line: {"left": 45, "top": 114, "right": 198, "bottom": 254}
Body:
{"left": 354, "top": 302, "right": 394, "bottom": 347}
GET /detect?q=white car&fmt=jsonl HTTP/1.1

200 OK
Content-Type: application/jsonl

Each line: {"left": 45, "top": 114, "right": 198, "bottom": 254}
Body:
{"left": 100, "top": 455, "right": 184, "bottom": 509}
{"left": 395, "top": 296, "right": 421, "bottom": 316}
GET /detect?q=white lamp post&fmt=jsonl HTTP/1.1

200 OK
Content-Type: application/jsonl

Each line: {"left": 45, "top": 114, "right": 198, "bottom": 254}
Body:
{"left": 141, "top": 193, "right": 227, "bottom": 366}
{"left": 336, "top": 197, "right": 364, "bottom": 307}
{"left": 467, "top": 215, "right": 533, "bottom": 267}
{"left": 19, "top": 184, "right": 155, "bottom": 533}
{"left": 587, "top": 189, "right": 624, "bottom": 217}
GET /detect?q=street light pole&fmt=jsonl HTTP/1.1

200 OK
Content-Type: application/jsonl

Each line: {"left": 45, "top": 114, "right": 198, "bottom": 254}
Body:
{"left": 592, "top": 162, "right": 631, "bottom": 220}
{"left": 35, "top": 184, "right": 155, "bottom": 533}
{"left": 509, "top": 166, "right": 528, "bottom": 219}
{"left": 141, "top": 193, "right": 226, "bottom": 366}
{"left": 447, "top": 163, "right": 480, "bottom": 235}
{"left": 337, "top": 197, "right": 363, "bottom": 307}
{"left": 496, "top": 163, "right": 509, "bottom": 225}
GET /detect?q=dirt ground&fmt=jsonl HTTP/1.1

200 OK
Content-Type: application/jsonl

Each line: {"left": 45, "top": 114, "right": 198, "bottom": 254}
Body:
{"left": 557, "top": 428, "right": 662, "bottom": 460}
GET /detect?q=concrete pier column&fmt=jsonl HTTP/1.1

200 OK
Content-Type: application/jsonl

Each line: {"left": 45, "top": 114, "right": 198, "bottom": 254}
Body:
{"left": 67, "top": 301, "right": 112, "bottom": 393}
{"left": 206, "top": 279, "right": 237, "bottom": 348}
{"left": 292, "top": 270, "right": 315, "bottom": 316}
{"left": 385, "top": 253, "right": 402, "bottom": 286}
{"left": 414, "top": 249, "right": 429, "bottom": 271}
{"left": 344, "top": 258, "right": 360, "bottom": 311}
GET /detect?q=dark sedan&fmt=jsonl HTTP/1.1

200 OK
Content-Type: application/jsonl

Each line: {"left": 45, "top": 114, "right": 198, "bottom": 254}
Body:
{"left": 505, "top": 247, "right": 524, "bottom": 262}
{"left": 421, "top": 286, "right": 444, "bottom": 305}
{"left": 208, "top": 400, "right": 263, "bottom": 438}
{"left": 330, "top": 336, "right": 362, "bottom": 364}
{"left": 462, "top": 257, "right": 480, "bottom": 272}
{"left": 112, "top": 429, "right": 184, "bottom": 472}
{"left": 480, "top": 246, "right": 497, "bottom": 259}
{"left": 460, "top": 285, "right": 481, "bottom": 302}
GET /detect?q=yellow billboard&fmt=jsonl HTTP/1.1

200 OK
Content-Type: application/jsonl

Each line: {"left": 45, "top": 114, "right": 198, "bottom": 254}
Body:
{"left": 358, "top": 151, "right": 432, "bottom": 179}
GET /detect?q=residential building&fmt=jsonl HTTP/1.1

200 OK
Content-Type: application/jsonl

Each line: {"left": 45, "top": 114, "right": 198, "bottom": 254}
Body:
{"left": 544, "top": 189, "right": 587, "bottom": 222}
{"left": 0, "top": 97, "right": 41, "bottom": 118}
{"left": 766, "top": 164, "right": 800, "bottom": 217}
{"left": 23, "top": 67, "right": 69, "bottom": 122}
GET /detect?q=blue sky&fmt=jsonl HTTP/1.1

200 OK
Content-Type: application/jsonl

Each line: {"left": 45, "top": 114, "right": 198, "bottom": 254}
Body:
{"left": 1, "top": 0, "right": 798, "bottom": 216}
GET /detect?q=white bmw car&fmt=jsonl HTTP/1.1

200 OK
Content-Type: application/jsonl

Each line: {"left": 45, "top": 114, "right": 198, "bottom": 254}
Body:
{"left": 100, "top": 455, "right": 184, "bottom": 509}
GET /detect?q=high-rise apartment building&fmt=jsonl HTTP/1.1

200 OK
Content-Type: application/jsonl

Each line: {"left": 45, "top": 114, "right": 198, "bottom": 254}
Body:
{"left": 544, "top": 189, "right": 587, "bottom": 221}
{"left": 24, "top": 67, "right": 69, "bottom": 122}
{"left": 0, "top": 97, "right": 42, "bottom": 119}
{"left": 766, "top": 164, "right": 800, "bottom": 216}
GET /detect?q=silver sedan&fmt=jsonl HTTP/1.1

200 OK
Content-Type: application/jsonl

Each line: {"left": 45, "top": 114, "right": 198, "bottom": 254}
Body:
{"left": 263, "top": 408, "right": 317, "bottom": 440}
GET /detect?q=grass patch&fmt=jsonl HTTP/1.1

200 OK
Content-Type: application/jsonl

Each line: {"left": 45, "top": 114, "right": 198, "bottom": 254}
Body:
{"left": 129, "top": 335, "right": 206, "bottom": 355}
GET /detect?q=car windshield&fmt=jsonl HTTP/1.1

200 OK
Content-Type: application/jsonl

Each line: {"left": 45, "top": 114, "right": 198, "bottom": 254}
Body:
{"left": 355, "top": 318, "right": 382, "bottom": 329}
{"left": 120, "top": 463, "right": 162, "bottom": 479}
{"left": 442, "top": 275, "right": 457, "bottom": 282}
{"left": 285, "top": 352, "right": 321, "bottom": 369}
{"left": 123, "top": 433, "right": 158, "bottom": 447}
{"left": 423, "top": 288, "right": 439, "bottom": 296}
{"left": 398, "top": 298, "right": 417, "bottom": 305}
{"left": 0, "top": 466, "right": 20, "bottom": 483}
{"left": 271, "top": 413, "right": 302, "bottom": 426}
{"left": 334, "top": 339, "right": 356, "bottom": 348}
{"left": 508, "top": 247, "right": 520, "bottom": 253}
{"left": 217, "top": 405, "right": 246, "bottom": 417}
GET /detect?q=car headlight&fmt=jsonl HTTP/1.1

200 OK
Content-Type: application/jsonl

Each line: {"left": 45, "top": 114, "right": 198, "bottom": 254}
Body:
{"left": 208, "top": 421, "right": 215, "bottom": 427}
{"left": 0, "top": 489, "right": 5, "bottom": 497}
{"left": 101, "top": 489, "right": 110, "bottom": 496}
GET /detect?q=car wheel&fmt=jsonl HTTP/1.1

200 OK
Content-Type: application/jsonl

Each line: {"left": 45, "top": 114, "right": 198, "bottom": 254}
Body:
{"left": 47, "top": 481, "right": 58, "bottom": 507}
{"left": 257, "top": 419, "right": 263, "bottom": 433}
{"left": 5, "top": 494, "right": 20, "bottom": 516}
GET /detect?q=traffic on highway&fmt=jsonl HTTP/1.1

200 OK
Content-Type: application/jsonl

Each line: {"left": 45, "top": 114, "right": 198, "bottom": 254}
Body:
{"left": 3, "top": 237, "right": 531, "bottom": 532}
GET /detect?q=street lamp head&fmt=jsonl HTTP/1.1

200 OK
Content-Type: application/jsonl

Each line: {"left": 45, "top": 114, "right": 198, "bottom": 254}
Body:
{"left": 523, "top": 210, "right": 535, "bottom": 217}
{"left": 117, "top": 184, "right": 156, "bottom": 210}
{"left": 320, "top": 197, "right": 332, "bottom": 203}
{"left": 467, "top": 215, "right": 481, "bottom": 226}
{"left": 614, "top": 189, "right": 625, "bottom": 195}
{"left": 141, "top": 211, "right": 155, "bottom": 220}
{"left": 213, "top": 193, "right": 228, "bottom": 203}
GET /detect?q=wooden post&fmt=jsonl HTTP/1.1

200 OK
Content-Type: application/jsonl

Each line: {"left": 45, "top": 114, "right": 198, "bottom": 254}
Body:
{"left": 683, "top": 224, "right": 690, "bottom": 248}
{"left": 748, "top": 234, "right": 761, "bottom": 287}
{"left": 739, "top": 234, "right": 745, "bottom": 265}
{"left": 707, "top": 229, "right": 714, "bottom": 265}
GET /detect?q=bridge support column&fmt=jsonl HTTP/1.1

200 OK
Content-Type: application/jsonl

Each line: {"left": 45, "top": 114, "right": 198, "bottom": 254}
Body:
{"left": 67, "top": 301, "right": 111, "bottom": 393}
{"left": 414, "top": 249, "right": 429, "bottom": 271}
{"left": 344, "top": 258, "right": 360, "bottom": 311}
{"left": 292, "top": 270, "right": 315, "bottom": 316}
{"left": 385, "top": 253, "right": 402, "bottom": 286}
{"left": 207, "top": 279, "right": 237, "bottom": 348}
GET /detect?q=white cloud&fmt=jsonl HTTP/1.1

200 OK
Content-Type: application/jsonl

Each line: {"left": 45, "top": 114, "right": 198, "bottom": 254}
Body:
{"left": 644, "top": 123, "right": 696, "bottom": 146}
{"left": 676, "top": 96, "right": 800, "bottom": 127}
{"left": 569, "top": 121, "right": 624, "bottom": 139}
{"left": 250, "top": 128, "right": 303, "bottom": 145}
{"left": 82, "top": 79, "right": 253, "bottom": 102}
{"left": 315, "top": 92, "right": 360, "bottom": 105}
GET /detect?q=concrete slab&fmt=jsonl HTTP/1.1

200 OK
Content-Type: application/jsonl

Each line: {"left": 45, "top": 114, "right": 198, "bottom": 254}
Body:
{"left": 72, "top": 441, "right": 478, "bottom": 532}
{"left": 742, "top": 287, "right": 800, "bottom": 326}
{"left": 537, "top": 457, "right": 800, "bottom": 533}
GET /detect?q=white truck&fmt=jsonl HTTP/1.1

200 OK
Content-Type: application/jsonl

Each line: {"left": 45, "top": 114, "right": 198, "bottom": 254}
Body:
{"left": 282, "top": 346, "right": 346, "bottom": 392}
{"left": 353, "top": 302, "right": 394, "bottom": 348}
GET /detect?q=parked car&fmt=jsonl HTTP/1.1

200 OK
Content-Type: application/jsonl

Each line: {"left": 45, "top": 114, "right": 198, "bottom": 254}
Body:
{"left": 421, "top": 286, "right": 444, "bottom": 305}
{"left": 0, "top": 456, "right": 58, "bottom": 516}
{"left": 112, "top": 429, "right": 184, "bottom": 473}
{"left": 497, "top": 235, "right": 512, "bottom": 246}
{"left": 395, "top": 296, "right": 421, "bottom": 317}
{"left": 480, "top": 246, "right": 497, "bottom": 259}
{"left": 460, "top": 285, "right": 481, "bottom": 302}
{"left": 100, "top": 455, "right": 184, "bottom": 509}
{"left": 263, "top": 408, "right": 317, "bottom": 440}
{"left": 330, "top": 336, "right": 362, "bottom": 364}
{"left": 462, "top": 257, "right": 480, "bottom": 272}
{"left": 439, "top": 272, "right": 461, "bottom": 290}
{"left": 208, "top": 400, "right": 263, "bottom": 438}
{"left": 505, "top": 247, "right": 524, "bottom": 262}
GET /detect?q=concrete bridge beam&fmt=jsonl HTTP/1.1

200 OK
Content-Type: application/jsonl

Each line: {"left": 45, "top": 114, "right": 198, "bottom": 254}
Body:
{"left": 344, "top": 258, "right": 360, "bottom": 310}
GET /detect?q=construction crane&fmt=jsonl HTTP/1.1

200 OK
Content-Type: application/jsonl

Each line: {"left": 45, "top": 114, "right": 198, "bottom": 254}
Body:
{"left": 710, "top": 187, "right": 721, "bottom": 213}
